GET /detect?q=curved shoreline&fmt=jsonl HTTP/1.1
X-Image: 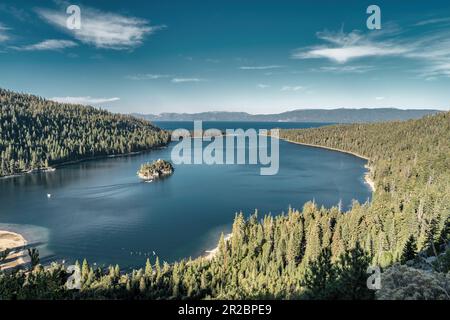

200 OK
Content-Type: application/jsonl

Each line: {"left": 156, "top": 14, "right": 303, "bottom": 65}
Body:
{"left": 0, "top": 144, "right": 170, "bottom": 180}
{"left": 280, "top": 138, "right": 370, "bottom": 160}
{"left": 202, "top": 233, "right": 233, "bottom": 261}
{"left": 280, "top": 138, "right": 376, "bottom": 192}
{"left": 1, "top": 136, "right": 375, "bottom": 266}
{"left": 202, "top": 138, "right": 376, "bottom": 261}
{"left": 0, "top": 230, "right": 27, "bottom": 270}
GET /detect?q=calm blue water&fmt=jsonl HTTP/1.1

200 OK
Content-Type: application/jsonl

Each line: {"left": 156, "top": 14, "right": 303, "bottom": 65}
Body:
{"left": 0, "top": 122, "right": 370, "bottom": 270}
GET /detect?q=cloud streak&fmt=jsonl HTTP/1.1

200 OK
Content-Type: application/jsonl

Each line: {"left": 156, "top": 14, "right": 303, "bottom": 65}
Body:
{"left": 281, "top": 86, "right": 304, "bottom": 91}
{"left": 239, "top": 65, "right": 283, "bottom": 70}
{"left": 50, "top": 96, "right": 120, "bottom": 105}
{"left": 12, "top": 39, "right": 77, "bottom": 51}
{"left": 126, "top": 74, "right": 171, "bottom": 80}
{"left": 292, "top": 29, "right": 409, "bottom": 63}
{"left": 0, "top": 23, "right": 10, "bottom": 42}
{"left": 294, "top": 25, "right": 450, "bottom": 78}
{"left": 415, "top": 17, "right": 450, "bottom": 26}
{"left": 313, "top": 65, "right": 375, "bottom": 73}
{"left": 37, "top": 5, "right": 165, "bottom": 50}
{"left": 171, "top": 78, "right": 206, "bottom": 83}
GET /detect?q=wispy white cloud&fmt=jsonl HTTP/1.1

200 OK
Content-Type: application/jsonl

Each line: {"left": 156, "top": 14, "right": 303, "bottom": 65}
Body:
{"left": 257, "top": 84, "right": 270, "bottom": 89}
{"left": 37, "top": 6, "right": 165, "bottom": 50}
{"left": 0, "top": 23, "right": 10, "bottom": 42}
{"left": 403, "top": 33, "right": 450, "bottom": 78}
{"left": 12, "top": 39, "right": 77, "bottom": 51}
{"left": 313, "top": 65, "right": 374, "bottom": 73}
{"left": 171, "top": 78, "right": 206, "bottom": 83}
{"left": 127, "top": 74, "right": 207, "bottom": 83}
{"left": 293, "top": 29, "right": 409, "bottom": 63}
{"left": 294, "top": 25, "right": 450, "bottom": 78}
{"left": 418, "top": 60, "right": 450, "bottom": 78}
{"left": 126, "top": 74, "right": 171, "bottom": 80}
{"left": 239, "top": 65, "right": 283, "bottom": 70}
{"left": 415, "top": 17, "right": 450, "bottom": 26}
{"left": 50, "top": 96, "right": 120, "bottom": 105}
{"left": 375, "top": 96, "right": 385, "bottom": 100}
{"left": 281, "top": 85, "right": 304, "bottom": 91}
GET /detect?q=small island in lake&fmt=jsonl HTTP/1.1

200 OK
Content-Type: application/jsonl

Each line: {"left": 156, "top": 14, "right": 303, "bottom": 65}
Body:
{"left": 137, "top": 159, "right": 174, "bottom": 180}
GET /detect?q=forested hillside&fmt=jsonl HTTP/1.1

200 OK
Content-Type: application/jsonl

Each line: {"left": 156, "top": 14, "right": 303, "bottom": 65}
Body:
{"left": 0, "top": 88, "right": 170, "bottom": 177}
{"left": 281, "top": 112, "right": 450, "bottom": 264}
{"left": 1, "top": 112, "right": 449, "bottom": 300}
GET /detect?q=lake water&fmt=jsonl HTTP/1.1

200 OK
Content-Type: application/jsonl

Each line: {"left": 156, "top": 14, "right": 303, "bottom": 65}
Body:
{"left": 0, "top": 122, "right": 371, "bottom": 270}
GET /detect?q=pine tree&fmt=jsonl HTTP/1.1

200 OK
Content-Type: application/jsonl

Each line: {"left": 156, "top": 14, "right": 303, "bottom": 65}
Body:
{"left": 286, "top": 227, "right": 302, "bottom": 266}
{"left": 400, "top": 235, "right": 417, "bottom": 264}
{"left": 155, "top": 257, "right": 161, "bottom": 279}
{"left": 139, "top": 277, "right": 147, "bottom": 293}
{"left": 145, "top": 258, "right": 153, "bottom": 277}
{"left": 81, "top": 259, "right": 90, "bottom": 281}
{"left": 425, "top": 217, "right": 439, "bottom": 257}
{"left": 437, "top": 217, "right": 450, "bottom": 251}
{"left": 27, "top": 248, "right": 40, "bottom": 270}
{"left": 302, "top": 247, "right": 337, "bottom": 299}
{"left": 231, "top": 212, "right": 246, "bottom": 257}
{"left": 335, "top": 242, "right": 374, "bottom": 300}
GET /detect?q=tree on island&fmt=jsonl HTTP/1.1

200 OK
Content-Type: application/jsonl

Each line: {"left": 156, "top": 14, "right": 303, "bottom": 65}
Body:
{"left": 137, "top": 159, "right": 174, "bottom": 180}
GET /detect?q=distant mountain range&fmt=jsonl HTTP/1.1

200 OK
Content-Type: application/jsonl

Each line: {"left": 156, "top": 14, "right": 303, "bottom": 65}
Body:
{"left": 133, "top": 108, "right": 442, "bottom": 123}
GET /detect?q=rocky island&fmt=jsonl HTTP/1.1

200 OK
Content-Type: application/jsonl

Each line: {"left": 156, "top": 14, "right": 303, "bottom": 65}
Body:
{"left": 137, "top": 159, "right": 174, "bottom": 180}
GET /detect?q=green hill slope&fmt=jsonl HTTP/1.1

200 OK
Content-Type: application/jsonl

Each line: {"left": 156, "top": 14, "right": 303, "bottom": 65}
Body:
{"left": 0, "top": 88, "right": 170, "bottom": 177}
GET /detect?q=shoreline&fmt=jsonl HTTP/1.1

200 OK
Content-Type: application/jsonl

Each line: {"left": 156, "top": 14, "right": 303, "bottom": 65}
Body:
{"left": 1, "top": 136, "right": 376, "bottom": 268}
{"left": 202, "top": 233, "right": 233, "bottom": 261}
{"left": 279, "top": 138, "right": 370, "bottom": 161}
{"left": 279, "top": 138, "right": 376, "bottom": 192}
{"left": 364, "top": 165, "right": 376, "bottom": 192}
{"left": 0, "top": 143, "right": 170, "bottom": 180}
{"left": 201, "top": 138, "right": 376, "bottom": 262}
{"left": 0, "top": 230, "right": 28, "bottom": 270}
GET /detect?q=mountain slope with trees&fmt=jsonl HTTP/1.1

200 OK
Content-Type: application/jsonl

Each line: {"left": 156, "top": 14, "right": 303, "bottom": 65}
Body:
{"left": 281, "top": 112, "right": 450, "bottom": 267}
{"left": 0, "top": 88, "right": 170, "bottom": 177}
{"left": 1, "top": 110, "right": 449, "bottom": 300}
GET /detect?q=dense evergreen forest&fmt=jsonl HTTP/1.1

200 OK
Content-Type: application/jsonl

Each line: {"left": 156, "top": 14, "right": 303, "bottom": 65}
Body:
{"left": 0, "top": 88, "right": 170, "bottom": 177}
{"left": 281, "top": 112, "right": 450, "bottom": 265}
{"left": 1, "top": 109, "right": 449, "bottom": 300}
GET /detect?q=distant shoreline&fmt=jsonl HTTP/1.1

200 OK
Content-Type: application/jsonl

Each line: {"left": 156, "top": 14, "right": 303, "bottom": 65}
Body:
{"left": 0, "top": 230, "right": 27, "bottom": 270}
{"left": 0, "top": 144, "right": 170, "bottom": 180}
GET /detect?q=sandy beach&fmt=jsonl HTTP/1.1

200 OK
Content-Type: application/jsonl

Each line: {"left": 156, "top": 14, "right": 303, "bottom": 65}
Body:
{"left": 0, "top": 230, "right": 27, "bottom": 270}
{"left": 203, "top": 233, "right": 232, "bottom": 261}
{"left": 364, "top": 165, "right": 376, "bottom": 192}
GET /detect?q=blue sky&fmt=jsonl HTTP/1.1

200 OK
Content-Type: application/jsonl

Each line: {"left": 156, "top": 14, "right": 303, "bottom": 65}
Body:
{"left": 0, "top": 0, "right": 450, "bottom": 114}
